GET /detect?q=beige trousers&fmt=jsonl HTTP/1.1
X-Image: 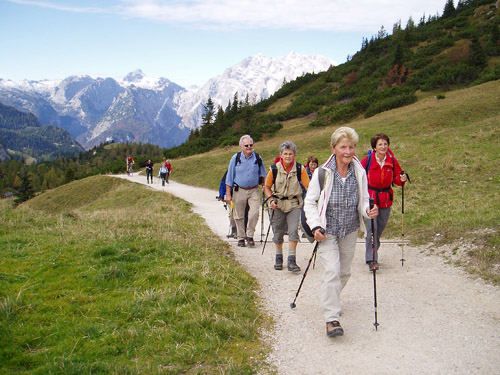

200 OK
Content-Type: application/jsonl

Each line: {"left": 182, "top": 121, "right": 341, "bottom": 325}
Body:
{"left": 233, "top": 187, "right": 261, "bottom": 240}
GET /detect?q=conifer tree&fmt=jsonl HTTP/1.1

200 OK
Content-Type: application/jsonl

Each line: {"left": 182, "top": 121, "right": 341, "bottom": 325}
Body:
{"left": 14, "top": 168, "right": 34, "bottom": 206}
{"left": 443, "top": 0, "right": 455, "bottom": 18}
{"left": 202, "top": 97, "right": 215, "bottom": 127}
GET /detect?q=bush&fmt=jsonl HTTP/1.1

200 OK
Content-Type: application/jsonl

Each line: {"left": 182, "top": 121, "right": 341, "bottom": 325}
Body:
{"left": 365, "top": 93, "right": 417, "bottom": 118}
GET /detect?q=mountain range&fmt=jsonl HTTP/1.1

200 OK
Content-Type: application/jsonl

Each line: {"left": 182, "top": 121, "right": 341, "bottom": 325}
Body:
{"left": 0, "top": 52, "right": 334, "bottom": 150}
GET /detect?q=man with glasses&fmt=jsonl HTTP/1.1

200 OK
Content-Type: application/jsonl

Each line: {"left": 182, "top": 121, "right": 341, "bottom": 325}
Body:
{"left": 225, "top": 135, "right": 266, "bottom": 247}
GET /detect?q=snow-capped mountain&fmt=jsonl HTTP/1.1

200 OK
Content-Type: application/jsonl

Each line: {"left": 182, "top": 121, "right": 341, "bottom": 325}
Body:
{"left": 175, "top": 52, "right": 335, "bottom": 129}
{"left": 0, "top": 53, "right": 335, "bottom": 150}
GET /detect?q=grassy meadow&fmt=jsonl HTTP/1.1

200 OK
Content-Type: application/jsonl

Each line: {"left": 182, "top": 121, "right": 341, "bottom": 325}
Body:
{"left": 0, "top": 176, "right": 270, "bottom": 374}
{"left": 171, "top": 79, "right": 500, "bottom": 284}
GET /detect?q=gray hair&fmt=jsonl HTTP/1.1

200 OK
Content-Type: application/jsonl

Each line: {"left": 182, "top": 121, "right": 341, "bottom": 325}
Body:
{"left": 279, "top": 140, "right": 298, "bottom": 154}
{"left": 239, "top": 134, "right": 254, "bottom": 147}
{"left": 330, "top": 126, "right": 359, "bottom": 147}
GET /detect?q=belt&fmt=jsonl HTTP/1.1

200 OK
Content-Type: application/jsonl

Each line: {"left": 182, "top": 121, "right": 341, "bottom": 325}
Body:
{"left": 239, "top": 185, "right": 258, "bottom": 190}
{"left": 280, "top": 195, "right": 300, "bottom": 201}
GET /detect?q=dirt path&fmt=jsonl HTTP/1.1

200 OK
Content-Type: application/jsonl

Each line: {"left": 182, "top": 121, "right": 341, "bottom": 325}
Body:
{"left": 115, "top": 174, "right": 500, "bottom": 374}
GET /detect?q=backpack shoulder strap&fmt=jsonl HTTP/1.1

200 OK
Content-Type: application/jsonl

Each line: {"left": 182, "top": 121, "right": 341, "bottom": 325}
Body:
{"left": 235, "top": 151, "right": 242, "bottom": 164}
{"left": 271, "top": 164, "right": 278, "bottom": 186}
{"left": 254, "top": 152, "right": 262, "bottom": 167}
{"left": 365, "top": 150, "right": 372, "bottom": 175}
{"left": 296, "top": 162, "right": 302, "bottom": 183}
{"left": 317, "top": 167, "right": 325, "bottom": 190}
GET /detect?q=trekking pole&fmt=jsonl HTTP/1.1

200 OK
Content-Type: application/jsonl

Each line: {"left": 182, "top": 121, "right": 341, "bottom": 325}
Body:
{"left": 290, "top": 229, "right": 325, "bottom": 309}
{"left": 261, "top": 208, "right": 275, "bottom": 255}
{"left": 369, "top": 198, "right": 380, "bottom": 331}
{"left": 261, "top": 191, "right": 265, "bottom": 243}
{"left": 401, "top": 182, "right": 405, "bottom": 267}
{"left": 400, "top": 171, "right": 411, "bottom": 267}
{"left": 262, "top": 195, "right": 278, "bottom": 255}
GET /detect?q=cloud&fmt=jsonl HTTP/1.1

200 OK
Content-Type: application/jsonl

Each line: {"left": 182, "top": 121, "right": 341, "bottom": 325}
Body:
{"left": 7, "top": 0, "right": 113, "bottom": 13}
{"left": 8, "top": 0, "right": 445, "bottom": 32}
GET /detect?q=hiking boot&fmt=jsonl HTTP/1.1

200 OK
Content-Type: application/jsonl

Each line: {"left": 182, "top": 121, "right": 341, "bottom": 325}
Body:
{"left": 274, "top": 254, "right": 283, "bottom": 270}
{"left": 287, "top": 256, "right": 301, "bottom": 272}
{"left": 246, "top": 237, "right": 255, "bottom": 247}
{"left": 237, "top": 239, "right": 246, "bottom": 247}
{"left": 367, "top": 261, "right": 379, "bottom": 271}
{"left": 326, "top": 321, "right": 344, "bottom": 337}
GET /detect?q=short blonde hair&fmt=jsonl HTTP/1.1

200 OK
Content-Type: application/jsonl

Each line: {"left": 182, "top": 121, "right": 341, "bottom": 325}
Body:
{"left": 331, "top": 126, "right": 359, "bottom": 147}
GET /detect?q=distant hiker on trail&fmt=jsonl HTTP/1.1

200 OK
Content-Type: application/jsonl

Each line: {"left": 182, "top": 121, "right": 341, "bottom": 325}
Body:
{"left": 225, "top": 135, "right": 266, "bottom": 248}
{"left": 145, "top": 159, "right": 154, "bottom": 184}
{"left": 126, "top": 156, "right": 134, "bottom": 173}
{"left": 304, "top": 126, "right": 378, "bottom": 338}
{"left": 159, "top": 165, "right": 169, "bottom": 186}
{"left": 264, "top": 141, "right": 310, "bottom": 272}
{"left": 361, "top": 133, "right": 407, "bottom": 271}
{"left": 163, "top": 160, "right": 172, "bottom": 184}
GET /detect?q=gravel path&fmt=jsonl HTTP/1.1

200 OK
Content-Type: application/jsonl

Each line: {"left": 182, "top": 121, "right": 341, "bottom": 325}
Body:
{"left": 116, "top": 174, "right": 500, "bottom": 374}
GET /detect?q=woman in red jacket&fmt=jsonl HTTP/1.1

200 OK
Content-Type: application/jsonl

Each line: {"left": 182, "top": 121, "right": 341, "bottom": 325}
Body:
{"left": 361, "top": 133, "right": 407, "bottom": 271}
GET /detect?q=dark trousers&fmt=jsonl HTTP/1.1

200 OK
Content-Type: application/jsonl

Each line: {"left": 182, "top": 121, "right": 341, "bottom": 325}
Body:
{"left": 364, "top": 207, "right": 391, "bottom": 262}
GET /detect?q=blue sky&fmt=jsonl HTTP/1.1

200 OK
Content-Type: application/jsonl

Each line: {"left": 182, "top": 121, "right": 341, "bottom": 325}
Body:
{"left": 1, "top": 0, "right": 449, "bottom": 88}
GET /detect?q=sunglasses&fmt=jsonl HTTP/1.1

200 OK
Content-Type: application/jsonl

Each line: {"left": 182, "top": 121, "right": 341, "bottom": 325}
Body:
{"left": 243, "top": 144, "right": 253, "bottom": 148}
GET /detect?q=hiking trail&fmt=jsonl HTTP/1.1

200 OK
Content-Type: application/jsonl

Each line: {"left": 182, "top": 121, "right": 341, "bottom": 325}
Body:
{"left": 115, "top": 174, "right": 500, "bottom": 375}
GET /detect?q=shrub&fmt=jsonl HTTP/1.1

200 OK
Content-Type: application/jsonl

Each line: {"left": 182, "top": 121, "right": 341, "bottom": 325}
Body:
{"left": 365, "top": 93, "right": 417, "bottom": 118}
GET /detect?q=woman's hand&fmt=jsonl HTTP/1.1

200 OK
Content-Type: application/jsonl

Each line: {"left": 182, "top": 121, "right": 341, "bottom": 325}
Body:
{"left": 400, "top": 173, "right": 408, "bottom": 183}
{"left": 367, "top": 204, "right": 378, "bottom": 218}
{"left": 270, "top": 199, "right": 278, "bottom": 210}
{"left": 313, "top": 228, "right": 327, "bottom": 242}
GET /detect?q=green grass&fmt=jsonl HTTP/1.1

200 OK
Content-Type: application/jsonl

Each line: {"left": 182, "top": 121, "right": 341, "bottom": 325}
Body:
{"left": 172, "top": 79, "right": 500, "bottom": 284}
{"left": 0, "top": 176, "right": 271, "bottom": 374}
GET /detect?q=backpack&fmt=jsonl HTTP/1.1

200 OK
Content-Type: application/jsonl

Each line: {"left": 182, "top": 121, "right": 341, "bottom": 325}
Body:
{"left": 300, "top": 167, "right": 325, "bottom": 243}
{"left": 235, "top": 151, "right": 263, "bottom": 168}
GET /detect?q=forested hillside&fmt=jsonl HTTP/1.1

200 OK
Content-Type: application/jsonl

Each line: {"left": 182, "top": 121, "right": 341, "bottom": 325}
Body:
{"left": 172, "top": 0, "right": 499, "bottom": 157}
{"left": 0, "top": 103, "right": 84, "bottom": 161}
{"left": 0, "top": 142, "right": 165, "bottom": 196}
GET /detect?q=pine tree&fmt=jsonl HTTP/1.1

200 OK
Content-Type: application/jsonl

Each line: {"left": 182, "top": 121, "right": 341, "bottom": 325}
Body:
{"left": 469, "top": 37, "right": 487, "bottom": 68}
{"left": 202, "top": 97, "right": 215, "bottom": 127}
{"left": 443, "top": 0, "right": 455, "bottom": 18}
{"left": 64, "top": 166, "right": 76, "bottom": 183}
{"left": 14, "top": 168, "right": 34, "bottom": 206}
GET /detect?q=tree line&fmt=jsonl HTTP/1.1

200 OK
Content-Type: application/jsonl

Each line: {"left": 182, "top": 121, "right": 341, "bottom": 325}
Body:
{"left": 0, "top": 141, "right": 167, "bottom": 202}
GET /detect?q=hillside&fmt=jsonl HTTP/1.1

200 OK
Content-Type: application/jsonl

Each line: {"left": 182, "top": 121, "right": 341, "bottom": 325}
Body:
{"left": 172, "top": 0, "right": 500, "bottom": 159}
{"left": 171, "top": 78, "right": 500, "bottom": 284}
{"left": 0, "top": 102, "right": 84, "bottom": 162}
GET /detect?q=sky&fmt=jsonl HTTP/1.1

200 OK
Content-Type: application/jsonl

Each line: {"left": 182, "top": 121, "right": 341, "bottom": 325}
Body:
{"left": 1, "top": 0, "right": 450, "bottom": 88}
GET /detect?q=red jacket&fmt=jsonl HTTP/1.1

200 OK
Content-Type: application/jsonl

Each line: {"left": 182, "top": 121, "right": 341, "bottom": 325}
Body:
{"left": 360, "top": 149, "right": 404, "bottom": 208}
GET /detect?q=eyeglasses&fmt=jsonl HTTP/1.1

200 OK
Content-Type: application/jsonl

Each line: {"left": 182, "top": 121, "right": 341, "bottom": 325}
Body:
{"left": 243, "top": 144, "right": 253, "bottom": 148}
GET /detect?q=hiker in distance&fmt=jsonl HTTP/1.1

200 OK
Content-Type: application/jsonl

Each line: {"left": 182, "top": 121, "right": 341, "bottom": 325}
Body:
{"left": 163, "top": 159, "right": 172, "bottom": 184}
{"left": 225, "top": 135, "right": 267, "bottom": 247}
{"left": 304, "top": 126, "right": 378, "bottom": 338}
{"left": 263, "top": 141, "right": 310, "bottom": 272}
{"left": 145, "top": 159, "right": 154, "bottom": 184}
{"left": 361, "top": 133, "right": 407, "bottom": 271}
